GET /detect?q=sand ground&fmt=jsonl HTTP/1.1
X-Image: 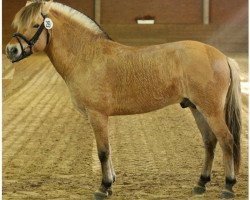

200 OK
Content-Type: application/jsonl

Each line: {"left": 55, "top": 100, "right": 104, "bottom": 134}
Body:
{"left": 2, "top": 51, "right": 248, "bottom": 200}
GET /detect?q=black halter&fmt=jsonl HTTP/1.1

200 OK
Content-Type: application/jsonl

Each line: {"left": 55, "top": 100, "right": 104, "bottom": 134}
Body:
{"left": 12, "top": 13, "right": 50, "bottom": 63}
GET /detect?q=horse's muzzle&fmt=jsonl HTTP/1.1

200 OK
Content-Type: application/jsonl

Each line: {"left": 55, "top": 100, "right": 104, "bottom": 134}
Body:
{"left": 6, "top": 44, "right": 21, "bottom": 62}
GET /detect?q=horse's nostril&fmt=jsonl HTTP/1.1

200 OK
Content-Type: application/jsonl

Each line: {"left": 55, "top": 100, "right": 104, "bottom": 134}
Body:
{"left": 10, "top": 47, "right": 18, "bottom": 55}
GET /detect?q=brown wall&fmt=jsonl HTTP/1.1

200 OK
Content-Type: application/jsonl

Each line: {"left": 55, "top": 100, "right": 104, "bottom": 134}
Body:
{"left": 2, "top": 0, "right": 25, "bottom": 48}
{"left": 2, "top": 0, "right": 248, "bottom": 52}
{"left": 210, "top": 0, "right": 248, "bottom": 24}
{"left": 101, "top": 0, "right": 248, "bottom": 25}
{"left": 56, "top": 0, "right": 94, "bottom": 18}
{"left": 101, "top": 0, "right": 203, "bottom": 24}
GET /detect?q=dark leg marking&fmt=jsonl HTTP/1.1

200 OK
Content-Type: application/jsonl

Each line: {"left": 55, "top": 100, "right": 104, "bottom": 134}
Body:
{"left": 101, "top": 180, "right": 112, "bottom": 188}
{"left": 98, "top": 150, "right": 108, "bottom": 162}
{"left": 180, "top": 98, "right": 196, "bottom": 109}
{"left": 192, "top": 175, "right": 211, "bottom": 195}
{"left": 225, "top": 177, "right": 236, "bottom": 191}
{"left": 220, "top": 177, "right": 236, "bottom": 199}
{"left": 98, "top": 150, "right": 113, "bottom": 191}
{"left": 198, "top": 175, "right": 211, "bottom": 187}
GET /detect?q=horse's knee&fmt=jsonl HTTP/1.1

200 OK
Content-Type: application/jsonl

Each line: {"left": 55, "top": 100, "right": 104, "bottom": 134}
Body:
{"left": 98, "top": 149, "right": 110, "bottom": 163}
{"left": 204, "top": 139, "right": 216, "bottom": 155}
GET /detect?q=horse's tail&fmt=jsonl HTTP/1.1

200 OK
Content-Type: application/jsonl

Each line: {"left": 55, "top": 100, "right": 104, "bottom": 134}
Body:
{"left": 225, "top": 57, "right": 242, "bottom": 174}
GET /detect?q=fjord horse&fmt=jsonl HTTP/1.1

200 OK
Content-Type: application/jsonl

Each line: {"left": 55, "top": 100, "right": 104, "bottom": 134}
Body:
{"left": 6, "top": 1, "right": 241, "bottom": 199}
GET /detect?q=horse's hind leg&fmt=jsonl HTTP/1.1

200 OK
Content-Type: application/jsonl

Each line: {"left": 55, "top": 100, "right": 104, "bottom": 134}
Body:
{"left": 204, "top": 114, "right": 236, "bottom": 198}
{"left": 190, "top": 108, "right": 217, "bottom": 195}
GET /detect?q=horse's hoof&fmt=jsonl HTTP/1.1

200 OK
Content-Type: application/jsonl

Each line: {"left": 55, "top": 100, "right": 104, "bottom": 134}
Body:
{"left": 94, "top": 186, "right": 113, "bottom": 199}
{"left": 107, "top": 188, "right": 113, "bottom": 196}
{"left": 192, "top": 185, "right": 206, "bottom": 195}
{"left": 220, "top": 190, "right": 235, "bottom": 199}
{"left": 94, "top": 190, "right": 108, "bottom": 200}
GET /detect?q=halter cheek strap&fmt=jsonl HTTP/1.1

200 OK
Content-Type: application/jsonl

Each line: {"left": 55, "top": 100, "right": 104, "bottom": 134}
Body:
{"left": 12, "top": 13, "right": 50, "bottom": 63}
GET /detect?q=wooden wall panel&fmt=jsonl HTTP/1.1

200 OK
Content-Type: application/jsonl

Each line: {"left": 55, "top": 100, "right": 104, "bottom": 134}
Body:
{"left": 101, "top": 0, "right": 202, "bottom": 24}
{"left": 210, "top": 0, "right": 248, "bottom": 24}
{"left": 103, "top": 24, "right": 248, "bottom": 52}
{"left": 56, "top": 0, "right": 94, "bottom": 18}
{"left": 2, "top": 0, "right": 26, "bottom": 50}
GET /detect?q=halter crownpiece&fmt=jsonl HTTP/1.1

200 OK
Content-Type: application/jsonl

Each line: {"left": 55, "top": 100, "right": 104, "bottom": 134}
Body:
{"left": 12, "top": 13, "right": 51, "bottom": 63}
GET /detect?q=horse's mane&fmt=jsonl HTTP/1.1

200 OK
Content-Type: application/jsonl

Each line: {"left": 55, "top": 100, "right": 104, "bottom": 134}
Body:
{"left": 12, "top": 1, "right": 110, "bottom": 39}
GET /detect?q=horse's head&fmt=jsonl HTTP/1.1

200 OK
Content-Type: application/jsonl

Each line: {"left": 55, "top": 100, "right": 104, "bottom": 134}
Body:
{"left": 6, "top": 0, "right": 53, "bottom": 63}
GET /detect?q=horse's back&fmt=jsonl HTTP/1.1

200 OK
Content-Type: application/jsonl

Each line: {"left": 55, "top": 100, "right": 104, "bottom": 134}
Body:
{"left": 106, "top": 40, "right": 230, "bottom": 115}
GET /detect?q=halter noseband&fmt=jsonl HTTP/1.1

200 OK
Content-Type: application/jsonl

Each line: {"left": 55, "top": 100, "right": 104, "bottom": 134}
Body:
{"left": 12, "top": 13, "right": 50, "bottom": 63}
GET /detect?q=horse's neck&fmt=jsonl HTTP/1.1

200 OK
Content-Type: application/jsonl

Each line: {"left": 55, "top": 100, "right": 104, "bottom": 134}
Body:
{"left": 45, "top": 11, "right": 104, "bottom": 79}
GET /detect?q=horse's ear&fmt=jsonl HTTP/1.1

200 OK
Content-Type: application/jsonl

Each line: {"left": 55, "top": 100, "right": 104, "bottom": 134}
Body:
{"left": 26, "top": 0, "right": 43, "bottom": 5}
{"left": 26, "top": 1, "right": 33, "bottom": 6}
{"left": 43, "top": 0, "right": 53, "bottom": 2}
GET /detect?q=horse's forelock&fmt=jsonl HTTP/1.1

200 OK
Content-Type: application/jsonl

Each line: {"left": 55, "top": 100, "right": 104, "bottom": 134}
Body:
{"left": 12, "top": 2, "right": 43, "bottom": 30}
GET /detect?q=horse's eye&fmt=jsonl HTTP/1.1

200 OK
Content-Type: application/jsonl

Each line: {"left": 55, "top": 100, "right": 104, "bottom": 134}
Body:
{"left": 33, "top": 24, "right": 39, "bottom": 28}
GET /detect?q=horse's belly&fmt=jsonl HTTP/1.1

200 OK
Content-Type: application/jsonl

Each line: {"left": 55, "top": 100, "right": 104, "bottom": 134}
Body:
{"left": 109, "top": 84, "right": 182, "bottom": 116}
{"left": 110, "top": 99, "right": 179, "bottom": 116}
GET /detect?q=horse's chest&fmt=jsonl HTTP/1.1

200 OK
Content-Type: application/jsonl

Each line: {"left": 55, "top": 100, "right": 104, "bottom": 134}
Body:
{"left": 67, "top": 78, "right": 111, "bottom": 112}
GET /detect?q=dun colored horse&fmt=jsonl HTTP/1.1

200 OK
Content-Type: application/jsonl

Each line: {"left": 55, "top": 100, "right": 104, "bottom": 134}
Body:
{"left": 6, "top": 1, "right": 241, "bottom": 199}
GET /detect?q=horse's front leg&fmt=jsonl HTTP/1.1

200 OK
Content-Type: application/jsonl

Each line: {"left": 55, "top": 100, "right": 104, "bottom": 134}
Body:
{"left": 88, "top": 110, "right": 115, "bottom": 198}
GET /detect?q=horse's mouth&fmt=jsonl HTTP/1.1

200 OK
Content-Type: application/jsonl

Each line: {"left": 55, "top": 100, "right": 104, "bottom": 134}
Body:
{"left": 7, "top": 51, "right": 31, "bottom": 63}
{"left": 6, "top": 54, "right": 16, "bottom": 63}
{"left": 6, "top": 54, "right": 23, "bottom": 63}
{"left": 7, "top": 55, "right": 19, "bottom": 63}
{"left": 11, "top": 56, "right": 24, "bottom": 63}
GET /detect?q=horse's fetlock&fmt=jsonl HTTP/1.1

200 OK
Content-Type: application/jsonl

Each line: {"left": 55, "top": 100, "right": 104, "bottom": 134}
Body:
{"left": 198, "top": 175, "right": 211, "bottom": 187}
{"left": 102, "top": 179, "right": 112, "bottom": 189}
{"left": 225, "top": 177, "right": 236, "bottom": 187}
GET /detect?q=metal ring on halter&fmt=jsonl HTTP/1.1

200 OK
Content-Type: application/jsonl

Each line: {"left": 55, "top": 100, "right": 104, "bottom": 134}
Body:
{"left": 12, "top": 13, "right": 50, "bottom": 63}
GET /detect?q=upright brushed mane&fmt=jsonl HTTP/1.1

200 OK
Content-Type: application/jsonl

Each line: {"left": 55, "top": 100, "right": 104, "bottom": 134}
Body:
{"left": 50, "top": 2, "right": 103, "bottom": 35}
{"left": 12, "top": 1, "right": 109, "bottom": 38}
